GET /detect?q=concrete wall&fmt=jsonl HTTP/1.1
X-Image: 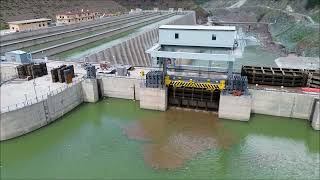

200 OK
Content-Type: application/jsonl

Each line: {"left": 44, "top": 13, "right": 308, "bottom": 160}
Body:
{"left": 0, "top": 82, "right": 83, "bottom": 141}
{"left": 82, "top": 79, "right": 99, "bottom": 103}
{"left": 140, "top": 87, "right": 167, "bottom": 111}
{"left": 84, "top": 12, "right": 196, "bottom": 66}
{"left": 0, "top": 65, "right": 17, "bottom": 83}
{"left": 46, "top": 83, "right": 83, "bottom": 122}
{"left": 311, "top": 99, "right": 320, "bottom": 130}
{"left": 0, "top": 101, "right": 47, "bottom": 140}
{"left": 99, "top": 76, "right": 142, "bottom": 100}
{"left": 250, "top": 89, "right": 317, "bottom": 119}
{"left": 219, "top": 95, "right": 252, "bottom": 121}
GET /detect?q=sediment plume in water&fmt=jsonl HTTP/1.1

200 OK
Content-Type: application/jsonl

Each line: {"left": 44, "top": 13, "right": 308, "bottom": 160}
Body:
{"left": 123, "top": 108, "right": 235, "bottom": 170}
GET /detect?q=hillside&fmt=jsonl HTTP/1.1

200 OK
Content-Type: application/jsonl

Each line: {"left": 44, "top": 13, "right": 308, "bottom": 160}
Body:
{"left": 0, "top": 0, "right": 319, "bottom": 57}
{"left": 116, "top": 0, "right": 208, "bottom": 23}
{"left": 0, "top": 0, "right": 126, "bottom": 29}
{"left": 201, "top": 0, "right": 319, "bottom": 57}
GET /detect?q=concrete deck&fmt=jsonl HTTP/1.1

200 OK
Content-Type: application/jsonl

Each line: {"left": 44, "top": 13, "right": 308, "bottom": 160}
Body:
{"left": 0, "top": 61, "right": 86, "bottom": 111}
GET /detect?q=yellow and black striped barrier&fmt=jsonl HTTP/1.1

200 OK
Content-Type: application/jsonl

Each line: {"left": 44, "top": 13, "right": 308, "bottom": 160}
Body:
{"left": 164, "top": 76, "right": 225, "bottom": 91}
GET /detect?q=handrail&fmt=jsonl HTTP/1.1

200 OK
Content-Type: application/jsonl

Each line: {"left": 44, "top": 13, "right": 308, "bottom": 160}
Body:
{"left": 0, "top": 78, "right": 83, "bottom": 113}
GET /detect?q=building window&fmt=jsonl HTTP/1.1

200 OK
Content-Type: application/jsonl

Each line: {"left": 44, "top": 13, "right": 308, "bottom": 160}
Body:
{"left": 68, "top": 20, "right": 70, "bottom": 22}
{"left": 39, "top": 24, "right": 41, "bottom": 27}
{"left": 175, "top": 33, "right": 179, "bottom": 39}
{"left": 212, "top": 34, "right": 217, "bottom": 40}
{"left": 43, "top": 23, "right": 45, "bottom": 26}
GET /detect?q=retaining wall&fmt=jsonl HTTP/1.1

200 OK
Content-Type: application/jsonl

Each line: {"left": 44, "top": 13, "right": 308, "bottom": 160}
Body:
{"left": 0, "top": 82, "right": 83, "bottom": 141}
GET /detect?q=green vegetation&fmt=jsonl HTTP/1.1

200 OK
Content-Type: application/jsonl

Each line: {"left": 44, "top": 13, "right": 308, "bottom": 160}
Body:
{"left": 54, "top": 29, "right": 136, "bottom": 59}
{"left": 306, "top": 0, "right": 320, "bottom": 9}
{"left": 195, "top": 0, "right": 211, "bottom": 5}
{"left": 0, "top": 22, "right": 8, "bottom": 30}
{"left": 310, "top": 10, "right": 320, "bottom": 23}
{"left": 271, "top": 23, "right": 319, "bottom": 56}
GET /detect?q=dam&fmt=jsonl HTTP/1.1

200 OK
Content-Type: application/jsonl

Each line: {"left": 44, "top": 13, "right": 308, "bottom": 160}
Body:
{"left": 0, "top": 9, "right": 319, "bottom": 180}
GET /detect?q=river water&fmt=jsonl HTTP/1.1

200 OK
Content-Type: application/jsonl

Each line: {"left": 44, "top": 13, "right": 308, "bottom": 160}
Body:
{"left": 1, "top": 98, "right": 319, "bottom": 179}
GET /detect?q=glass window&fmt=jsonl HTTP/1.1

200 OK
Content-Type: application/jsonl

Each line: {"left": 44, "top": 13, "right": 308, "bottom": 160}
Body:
{"left": 175, "top": 33, "right": 179, "bottom": 39}
{"left": 212, "top": 34, "right": 217, "bottom": 40}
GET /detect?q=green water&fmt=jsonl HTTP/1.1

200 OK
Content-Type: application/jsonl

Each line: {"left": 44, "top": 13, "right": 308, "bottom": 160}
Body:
{"left": 1, "top": 98, "right": 319, "bottom": 179}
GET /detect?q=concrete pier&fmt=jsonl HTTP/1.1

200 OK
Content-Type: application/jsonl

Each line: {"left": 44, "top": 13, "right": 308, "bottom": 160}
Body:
{"left": 218, "top": 95, "right": 252, "bottom": 121}
{"left": 139, "top": 87, "right": 167, "bottom": 111}
{"left": 311, "top": 99, "right": 320, "bottom": 130}
{"left": 82, "top": 79, "right": 99, "bottom": 103}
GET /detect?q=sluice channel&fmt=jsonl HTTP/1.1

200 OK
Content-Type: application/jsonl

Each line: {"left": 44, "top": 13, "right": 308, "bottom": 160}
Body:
{"left": 168, "top": 87, "right": 220, "bottom": 111}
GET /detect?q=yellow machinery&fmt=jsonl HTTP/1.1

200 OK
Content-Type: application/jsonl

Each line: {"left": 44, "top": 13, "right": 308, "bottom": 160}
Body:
{"left": 164, "top": 75, "right": 225, "bottom": 91}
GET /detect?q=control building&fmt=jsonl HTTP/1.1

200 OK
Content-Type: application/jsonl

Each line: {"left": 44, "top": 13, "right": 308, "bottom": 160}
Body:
{"left": 147, "top": 25, "right": 244, "bottom": 75}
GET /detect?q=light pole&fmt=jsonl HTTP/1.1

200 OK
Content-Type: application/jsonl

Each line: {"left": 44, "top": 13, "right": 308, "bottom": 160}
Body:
{"left": 32, "top": 69, "right": 38, "bottom": 102}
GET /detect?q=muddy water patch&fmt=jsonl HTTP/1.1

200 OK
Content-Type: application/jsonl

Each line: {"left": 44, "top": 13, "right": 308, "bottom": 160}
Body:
{"left": 123, "top": 109, "right": 236, "bottom": 170}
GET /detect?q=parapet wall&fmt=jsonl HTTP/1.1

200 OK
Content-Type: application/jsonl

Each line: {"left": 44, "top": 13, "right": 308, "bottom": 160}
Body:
{"left": 84, "top": 12, "right": 196, "bottom": 66}
{"left": 0, "top": 82, "right": 83, "bottom": 141}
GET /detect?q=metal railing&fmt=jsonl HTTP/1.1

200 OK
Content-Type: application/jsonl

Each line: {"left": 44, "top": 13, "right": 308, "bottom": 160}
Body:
{"left": 1, "top": 78, "right": 83, "bottom": 113}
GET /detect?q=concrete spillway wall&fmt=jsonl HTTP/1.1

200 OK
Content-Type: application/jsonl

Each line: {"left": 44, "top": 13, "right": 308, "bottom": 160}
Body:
{"left": 99, "top": 76, "right": 142, "bottom": 100}
{"left": 84, "top": 12, "right": 196, "bottom": 66}
{"left": 250, "top": 89, "right": 317, "bottom": 120}
{"left": 219, "top": 89, "right": 318, "bottom": 122}
{"left": 0, "top": 81, "right": 84, "bottom": 141}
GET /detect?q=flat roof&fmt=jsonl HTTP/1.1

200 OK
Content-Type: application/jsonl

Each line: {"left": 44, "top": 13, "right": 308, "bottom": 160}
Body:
{"left": 8, "top": 18, "right": 51, "bottom": 25}
{"left": 159, "top": 25, "right": 236, "bottom": 31}
{"left": 6, "top": 50, "right": 26, "bottom": 55}
{"left": 57, "top": 11, "right": 97, "bottom": 15}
